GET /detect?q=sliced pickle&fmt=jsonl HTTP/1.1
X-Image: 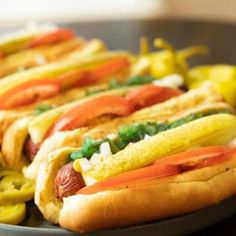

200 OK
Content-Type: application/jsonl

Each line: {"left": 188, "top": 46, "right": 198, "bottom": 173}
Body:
{"left": 0, "top": 203, "right": 26, "bottom": 224}
{"left": 0, "top": 173, "right": 34, "bottom": 204}
{"left": 83, "top": 114, "right": 236, "bottom": 181}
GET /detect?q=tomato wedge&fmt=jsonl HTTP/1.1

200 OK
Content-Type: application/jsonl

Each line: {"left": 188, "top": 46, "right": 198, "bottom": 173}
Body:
{"left": 125, "top": 84, "right": 182, "bottom": 110}
{"left": 78, "top": 146, "right": 236, "bottom": 195}
{"left": 78, "top": 164, "right": 180, "bottom": 195}
{"left": 56, "top": 70, "right": 83, "bottom": 90}
{"left": 26, "top": 28, "right": 75, "bottom": 48}
{"left": 183, "top": 147, "right": 236, "bottom": 170}
{"left": 155, "top": 146, "right": 230, "bottom": 166}
{"left": 55, "top": 57, "right": 131, "bottom": 89}
{"left": 76, "top": 57, "right": 131, "bottom": 86}
{"left": 0, "top": 79, "right": 61, "bottom": 110}
{"left": 47, "top": 95, "right": 134, "bottom": 137}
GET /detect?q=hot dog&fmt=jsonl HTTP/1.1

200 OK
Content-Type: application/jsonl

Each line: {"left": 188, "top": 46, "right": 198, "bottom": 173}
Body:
{"left": 22, "top": 83, "right": 222, "bottom": 179}
{"left": 59, "top": 145, "right": 236, "bottom": 232}
{"left": 34, "top": 97, "right": 236, "bottom": 226}
{"left": 0, "top": 51, "right": 134, "bottom": 145}
{"left": 0, "top": 24, "right": 89, "bottom": 77}
{"left": 3, "top": 79, "right": 182, "bottom": 171}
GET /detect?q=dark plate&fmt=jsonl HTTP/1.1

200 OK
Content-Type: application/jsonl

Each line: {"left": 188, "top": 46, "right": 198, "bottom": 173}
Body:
{"left": 1, "top": 195, "right": 236, "bottom": 236}
{"left": 1, "top": 19, "right": 236, "bottom": 236}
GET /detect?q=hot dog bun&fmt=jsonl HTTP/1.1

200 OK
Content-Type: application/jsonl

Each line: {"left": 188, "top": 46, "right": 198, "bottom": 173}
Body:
{"left": 34, "top": 113, "right": 236, "bottom": 224}
{"left": 23, "top": 129, "right": 88, "bottom": 179}
{"left": 25, "top": 101, "right": 232, "bottom": 181}
{"left": 2, "top": 116, "right": 32, "bottom": 170}
{"left": 23, "top": 83, "right": 224, "bottom": 180}
{"left": 59, "top": 152, "right": 236, "bottom": 232}
{"left": 0, "top": 51, "right": 133, "bottom": 96}
{"left": 35, "top": 147, "right": 78, "bottom": 224}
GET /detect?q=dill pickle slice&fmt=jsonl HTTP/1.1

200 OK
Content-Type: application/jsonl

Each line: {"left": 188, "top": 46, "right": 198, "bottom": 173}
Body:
{"left": 0, "top": 174, "right": 34, "bottom": 204}
{"left": 0, "top": 203, "right": 26, "bottom": 224}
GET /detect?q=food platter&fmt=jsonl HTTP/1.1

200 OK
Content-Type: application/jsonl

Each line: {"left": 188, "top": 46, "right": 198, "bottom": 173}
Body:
{"left": 1, "top": 19, "right": 236, "bottom": 235}
{"left": 1, "top": 195, "right": 236, "bottom": 236}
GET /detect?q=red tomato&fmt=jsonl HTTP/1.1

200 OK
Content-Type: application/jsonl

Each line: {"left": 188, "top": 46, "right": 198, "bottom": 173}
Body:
{"left": 55, "top": 57, "right": 130, "bottom": 89}
{"left": 26, "top": 29, "right": 75, "bottom": 48}
{"left": 0, "top": 79, "right": 61, "bottom": 110}
{"left": 186, "top": 147, "right": 236, "bottom": 170}
{"left": 78, "top": 146, "right": 235, "bottom": 195}
{"left": 125, "top": 85, "right": 182, "bottom": 110}
{"left": 155, "top": 146, "right": 230, "bottom": 166}
{"left": 78, "top": 164, "right": 180, "bottom": 195}
{"left": 76, "top": 57, "right": 131, "bottom": 86}
{"left": 47, "top": 95, "right": 134, "bottom": 137}
{"left": 56, "top": 70, "right": 83, "bottom": 90}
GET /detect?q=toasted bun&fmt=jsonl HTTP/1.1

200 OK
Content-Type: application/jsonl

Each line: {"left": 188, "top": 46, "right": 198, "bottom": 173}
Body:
{"left": 2, "top": 116, "right": 32, "bottom": 170}
{"left": 0, "top": 110, "right": 31, "bottom": 144}
{"left": 35, "top": 113, "right": 236, "bottom": 226}
{"left": 23, "top": 128, "right": 87, "bottom": 180}
{"left": 0, "top": 38, "right": 86, "bottom": 78}
{"left": 59, "top": 154, "right": 236, "bottom": 232}
{"left": 34, "top": 147, "right": 78, "bottom": 224}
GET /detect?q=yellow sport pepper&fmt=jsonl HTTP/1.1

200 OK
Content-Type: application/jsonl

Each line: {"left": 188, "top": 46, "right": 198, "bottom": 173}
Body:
{"left": 139, "top": 38, "right": 208, "bottom": 79}
{"left": 187, "top": 65, "right": 236, "bottom": 106}
{"left": 0, "top": 170, "right": 34, "bottom": 204}
{"left": 0, "top": 203, "right": 26, "bottom": 225}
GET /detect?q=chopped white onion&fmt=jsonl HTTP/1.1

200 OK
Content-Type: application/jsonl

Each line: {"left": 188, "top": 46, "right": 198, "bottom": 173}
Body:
{"left": 144, "top": 134, "right": 151, "bottom": 140}
{"left": 82, "top": 175, "right": 98, "bottom": 186}
{"left": 90, "top": 153, "right": 103, "bottom": 165}
{"left": 99, "top": 142, "right": 112, "bottom": 158}
{"left": 78, "top": 158, "right": 92, "bottom": 172}
{"left": 106, "top": 133, "right": 118, "bottom": 140}
{"left": 152, "top": 74, "right": 184, "bottom": 89}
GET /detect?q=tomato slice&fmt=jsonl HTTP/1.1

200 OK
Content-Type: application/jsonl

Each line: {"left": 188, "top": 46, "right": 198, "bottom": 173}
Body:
{"left": 183, "top": 147, "right": 236, "bottom": 170}
{"left": 55, "top": 57, "right": 131, "bottom": 89}
{"left": 125, "top": 85, "right": 182, "bottom": 110}
{"left": 26, "top": 29, "right": 75, "bottom": 48}
{"left": 155, "top": 146, "right": 230, "bottom": 166}
{"left": 78, "top": 146, "right": 235, "bottom": 195}
{"left": 78, "top": 164, "right": 180, "bottom": 195}
{"left": 76, "top": 57, "right": 131, "bottom": 86}
{"left": 56, "top": 70, "right": 83, "bottom": 90}
{"left": 47, "top": 95, "right": 134, "bottom": 137}
{"left": 0, "top": 80, "right": 61, "bottom": 110}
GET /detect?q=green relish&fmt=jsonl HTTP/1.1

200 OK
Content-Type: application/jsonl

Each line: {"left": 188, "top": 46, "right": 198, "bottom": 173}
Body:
{"left": 85, "top": 75, "right": 156, "bottom": 96}
{"left": 69, "top": 110, "right": 229, "bottom": 160}
{"left": 33, "top": 104, "right": 54, "bottom": 115}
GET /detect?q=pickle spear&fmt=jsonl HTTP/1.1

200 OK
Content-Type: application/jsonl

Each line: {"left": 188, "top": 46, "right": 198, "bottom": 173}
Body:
{"left": 81, "top": 114, "right": 236, "bottom": 181}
